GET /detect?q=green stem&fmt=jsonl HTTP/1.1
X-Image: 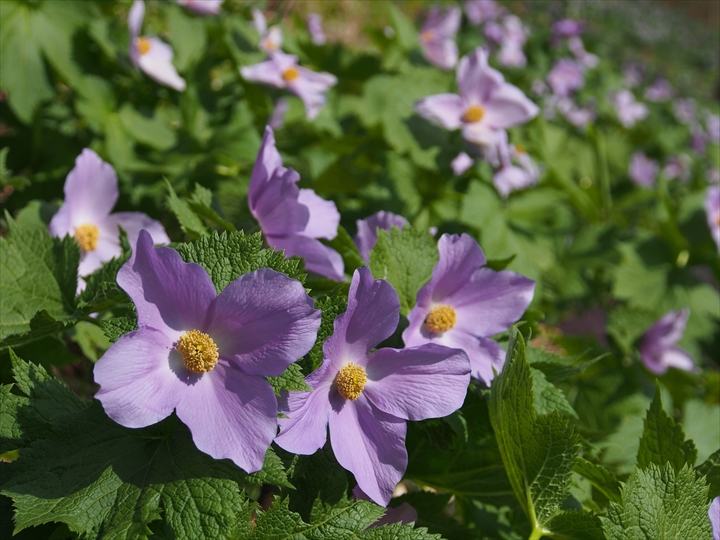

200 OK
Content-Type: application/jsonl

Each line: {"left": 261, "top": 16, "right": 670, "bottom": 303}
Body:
{"left": 528, "top": 526, "right": 545, "bottom": 540}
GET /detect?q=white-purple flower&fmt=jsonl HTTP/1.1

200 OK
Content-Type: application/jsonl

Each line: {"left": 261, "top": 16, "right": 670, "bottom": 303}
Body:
{"left": 705, "top": 185, "right": 720, "bottom": 254}
{"left": 275, "top": 267, "right": 471, "bottom": 505}
{"left": 493, "top": 134, "right": 539, "bottom": 197}
{"left": 48, "top": 149, "right": 169, "bottom": 288}
{"left": 94, "top": 230, "right": 321, "bottom": 472}
{"left": 403, "top": 233, "right": 535, "bottom": 384}
{"left": 177, "top": 0, "right": 222, "bottom": 16}
{"left": 452, "top": 151, "right": 475, "bottom": 176}
{"left": 249, "top": 127, "right": 344, "bottom": 281}
{"left": 464, "top": 0, "right": 502, "bottom": 25}
{"left": 710, "top": 497, "right": 720, "bottom": 540}
{"left": 415, "top": 47, "right": 539, "bottom": 147}
{"left": 419, "top": 6, "right": 461, "bottom": 70}
{"left": 644, "top": 79, "right": 673, "bottom": 102}
{"left": 628, "top": 151, "right": 659, "bottom": 188}
{"left": 241, "top": 52, "right": 336, "bottom": 120}
{"left": 639, "top": 308, "right": 696, "bottom": 375}
{"left": 252, "top": 8, "right": 283, "bottom": 53}
{"left": 128, "top": 0, "right": 186, "bottom": 91}
{"left": 306, "top": 13, "right": 327, "bottom": 46}
{"left": 622, "top": 63, "right": 643, "bottom": 89}
{"left": 547, "top": 59, "right": 585, "bottom": 98}
{"left": 354, "top": 211, "right": 408, "bottom": 262}
{"left": 613, "top": 90, "right": 648, "bottom": 128}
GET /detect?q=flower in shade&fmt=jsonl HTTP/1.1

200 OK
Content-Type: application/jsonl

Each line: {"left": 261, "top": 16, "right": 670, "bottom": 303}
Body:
{"left": 415, "top": 47, "right": 539, "bottom": 148}
{"left": 419, "top": 6, "right": 461, "bottom": 70}
{"left": 354, "top": 211, "right": 408, "bottom": 262}
{"left": 275, "top": 267, "right": 471, "bottom": 505}
{"left": 128, "top": 0, "right": 186, "bottom": 91}
{"left": 552, "top": 19, "right": 585, "bottom": 39}
{"left": 484, "top": 21, "right": 505, "bottom": 44}
{"left": 177, "top": 0, "right": 222, "bottom": 16}
{"left": 710, "top": 497, "right": 720, "bottom": 540}
{"left": 452, "top": 151, "right": 474, "bottom": 176}
{"left": 403, "top": 233, "right": 535, "bottom": 384}
{"left": 249, "top": 126, "right": 344, "bottom": 281}
{"left": 568, "top": 37, "right": 599, "bottom": 69}
{"left": 644, "top": 79, "right": 673, "bottom": 102}
{"left": 639, "top": 308, "right": 696, "bottom": 375}
{"left": 673, "top": 98, "right": 697, "bottom": 125}
{"left": 49, "top": 149, "right": 169, "bottom": 289}
{"left": 705, "top": 185, "right": 720, "bottom": 254}
{"left": 613, "top": 90, "right": 648, "bottom": 128}
{"left": 353, "top": 486, "right": 418, "bottom": 529}
{"left": 252, "top": 8, "right": 283, "bottom": 53}
{"left": 493, "top": 134, "right": 540, "bottom": 198}
{"left": 662, "top": 154, "right": 691, "bottom": 183}
{"left": 94, "top": 230, "right": 321, "bottom": 472}
{"left": 306, "top": 13, "right": 327, "bottom": 45}
{"left": 464, "top": 0, "right": 502, "bottom": 25}
{"left": 241, "top": 52, "right": 336, "bottom": 120}
{"left": 628, "top": 151, "right": 659, "bottom": 188}
{"left": 547, "top": 59, "right": 585, "bottom": 98}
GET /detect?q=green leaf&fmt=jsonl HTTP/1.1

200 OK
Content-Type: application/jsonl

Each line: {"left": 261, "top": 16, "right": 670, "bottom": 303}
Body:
{"left": 543, "top": 511, "right": 605, "bottom": 540}
{"left": 531, "top": 368, "right": 577, "bottom": 418}
{"left": 100, "top": 315, "right": 138, "bottom": 343}
{"left": 267, "top": 362, "right": 312, "bottom": 397}
{"left": 119, "top": 104, "right": 177, "bottom": 151}
{"left": 166, "top": 179, "right": 209, "bottom": 239}
{"left": 302, "top": 294, "right": 347, "bottom": 373}
{"left": 573, "top": 458, "right": 622, "bottom": 503}
{"left": 187, "top": 184, "right": 236, "bottom": 232}
{"left": 637, "top": 387, "right": 697, "bottom": 472}
{"left": 0, "top": 147, "right": 29, "bottom": 190}
{"left": 601, "top": 464, "right": 712, "bottom": 540}
{"left": 77, "top": 255, "right": 130, "bottom": 315}
{"left": 526, "top": 347, "right": 602, "bottom": 383}
{"left": 322, "top": 225, "right": 365, "bottom": 277}
{"left": 695, "top": 449, "right": 720, "bottom": 499}
{"left": 369, "top": 226, "right": 437, "bottom": 315}
{"left": 166, "top": 4, "right": 207, "bottom": 72}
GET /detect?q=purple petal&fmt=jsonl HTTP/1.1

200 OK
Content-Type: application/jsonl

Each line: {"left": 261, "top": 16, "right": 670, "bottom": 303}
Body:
{"left": 269, "top": 234, "right": 345, "bottom": 281}
{"left": 451, "top": 152, "right": 474, "bottom": 176}
{"left": 425, "top": 233, "right": 487, "bottom": 302}
{"left": 251, "top": 8, "right": 267, "bottom": 35}
{"left": 421, "top": 6, "right": 461, "bottom": 38}
{"left": 297, "top": 189, "right": 340, "bottom": 240}
{"left": 306, "top": 13, "right": 327, "bottom": 46}
{"left": 329, "top": 396, "right": 407, "bottom": 506}
{"left": 268, "top": 98, "right": 290, "bottom": 130}
{"left": 205, "top": 268, "right": 320, "bottom": 377}
{"left": 137, "top": 37, "right": 186, "bottom": 91}
{"left": 354, "top": 211, "right": 408, "bottom": 262}
{"left": 493, "top": 165, "right": 534, "bottom": 197}
{"left": 482, "top": 83, "right": 540, "bottom": 129}
{"left": 177, "top": 0, "right": 222, "bottom": 16}
{"left": 323, "top": 267, "right": 399, "bottom": 367}
{"left": 441, "top": 332, "right": 506, "bottom": 384}
{"left": 705, "top": 186, "right": 720, "bottom": 254}
{"left": 415, "top": 94, "right": 464, "bottom": 130}
{"left": 710, "top": 497, "right": 720, "bottom": 540}
{"left": 288, "top": 67, "right": 337, "bottom": 120}
{"left": 103, "top": 212, "right": 170, "bottom": 246}
{"left": 175, "top": 363, "right": 278, "bottom": 473}
{"left": 423, "top": 39, "right": 458, "bottom": 70}
{"left": 363, "top": 344, "right": 470, "bottom": 421}
{"left": 642, "top": 309, "right": 690, "bottom": 350}
{"left": 117, "top": 230, "right": 217, "bottom": 334}
{"left": 128, "top": 0, "right": 145, "bottom": 40}
{"left": 457, "top": 48, "right": 504, "bottom": 105}
{"left": 240, "top": 59, "right": 286, "bottom": 88}
{"left": 94, "top": 328, "right": 184, "bottom": 428}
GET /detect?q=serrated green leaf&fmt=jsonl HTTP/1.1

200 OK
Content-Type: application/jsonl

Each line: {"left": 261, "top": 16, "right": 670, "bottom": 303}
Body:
{"left": 361, "top": 522, "right": 443, "bottom": 539}
{"left": 100, "top": 315, "right": 138, "bottom": 343}
{"left": 77, "top": 255, "right": 130, "bottom": 314}
{"left": 526, "top": 346, "right": 602, "bottom": 382}
{"left": 695, "top": 449, "right": 720, "bottom": 499}
{"left": 187, "top": 184, "right": 236, "bottom": 232}
{"left": 166, "top": 179, "right": 209, "bottom": 239}
{"left": 544, "top": 510, "right": 605, "bottom": 540}
{"left": 531, "top": 367, "right": 577, "bottom": 418}
{"left": 267, "top": 363, "right": 312, "bottom": 397}
{"left": 573, "top": 458, "right": 622, "bottom": 503}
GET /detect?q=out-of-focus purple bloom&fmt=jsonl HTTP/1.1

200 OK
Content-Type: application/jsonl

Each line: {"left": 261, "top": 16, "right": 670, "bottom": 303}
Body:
{"left": 268, "top": 98, "right": 289, "bottom": 130}
{"left": 559, "top": 307, "right": 608, "bottom": 348}
{"left": 705, "top": 185, "right": 720, "bottom": 254}
{"left": 710, "top": 497, "right": 720, "bottom": 540}
{"left": 403, "top": 233, "right": 535, "bottom": 383}
{"left": 416, "top": 47, "right": 539, "bottom": 148}
{"left": 497, "top": 43, "right": 526, "bottom": 68}
{"left": 495, "top": 15, "right": 527, "bottom": 67}
{"left": 464, "top": 0, "right": 502, "bottom": 25}
{"left": 452, "top": 151, "right": 474, "bottom": 176}
{"left": 94, "top": 231, "right": 321, "bottom": 472}
{"left": 531, "top": 79, "right": 549, "bottom": 96}
{"left": 628, "top": 152, "right": 659, "bottom": 188}
{"left": 502, "top": 15, "right": 527, "bottom": 45}
{"left": 710, "top": 168, "right": 720, "bottom": 184}
{"left": 252, "top": 8, "right": 283, "bottom": 53}
{"left": 241, "top": 52, "right": 336, "bottom": 120}
{"left": 568, "top": 37, "right": 599, "bottom": 69}
{"left": 662, "top": 155, "right": 691, "bottom": 183}
{"left": 483, "top": 21, "right": 505, "bottom": 44}
{"left": 622, "top": 63, "right": 643, "bottom": 89}
{"left": 644, "top": 79, "right": 673, "bottom": 102}
{"left": 353, "top": 486, "right": 418, "bottom": 529}
{"left": 673, "top": 98, "right": 697, "bottom": 125}
{"left": 614, "top": 90, "right": 648, "bottom": 127}
{"left": 249, "top": 127, "right": 344, "bottom": 280}
{"left": 547, "top": 59, "right": 585, "bottom": 98}
{"left": 128, "top": 1, "right": 186, "bottom": 91}
{"left": 275, "top": 267, "right": 471, "bottom": 505}
{"left": 419, "top": 6, "right": 461, "bottom": 70}
{"left": 306, "top": 13, "right": 327, "bottom": 45}
{"left": 177, "top": 0, "right": 222, "bottom": 16}
{"left": 559, "top": 99, "right": 596, "bottom": 128}
{"left": 49, "top": 149, "right": 169, "bottom": 288}
{"left": 706, "top": 112, "right": 720, "bottom": 143}
{"left": 639, "top": 308, "right": 696, "bottom": 375}
{"left": 552, "top": 19, "right": 585, "bottom": 39}
{"left": 492, "top": 131, "right": 539, "bottom": 197}
{"left": 355, "top": 211, "right": 408, "bottom": 263}
{"left": 692, "top": 126, "right": 708, "bottom": 156}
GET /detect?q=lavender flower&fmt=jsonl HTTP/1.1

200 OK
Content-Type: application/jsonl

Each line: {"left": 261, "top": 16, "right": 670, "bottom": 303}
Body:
{"left": 493, "top": 135, "right": 540, "bottom": 197}
{"left": 252, "top": 8, "right": 283, "bottom": 53}
{"left": 249, "top": 127, "right": 344, "bottom": 281}
{"left": 484, "top": 21, "right": 505, "bottom": 44}
{"left": 496, "top": 16, "right": 528, "bottom": 67}
{"left": 497, "top": 43, "right": 526, "bottom": 68}
{"left": 306, "top": 13, "right": 327, "bottom": 46}
{"left": 452, "top": 151, "right": 474, "bottom": 176}
{"left": 415, "top": 47, "right": 539, "bottom": 148}
{"left": 628, "top": 152, "right": 659, "bottom": 188}
{"left": 355, "top": 211, "right": 408, "bottom": 263}
{"left": 403, "top": 233, "right": 535, "bottom": 383}
{"left": 568, "top": 37, "right": 599, "bottom": 69}
{"left": 552, "top": 19, "right": 585, "bottom": 39}
{"left": 557, "top": 98, "right": 596, "bottom": 128}
{"left": 639, "top": 309, "right": 696, "bottom": 375}
{"left": 662, "top": 155, "right": 691, "bottom": 183}
{"left": 547, "top": 59, "right": 585, "bottom": 98}
{"left": 464, "top": 0, "right": 502, "bottom": 25}
{"left": 241, "top": 52, "right": 336, "bottom": 120}
{"left": 177, "top": 0, "right": 222, "bottom": 16}
{"left": 353, "top": 486, "right": 418, "bottom": 529}
{"left": 94, "top": 230, "right": 321, "bottom": 472}
{"left": 48, "top": 149, "right": 169, "bottom": 288}
{"left": 673, "top": 98, "right": 697, "bottom": 125}
{"left": 692, "top": 126, "right": 708, "bottom": 156}
{"left": 128, "top": 0, "right": 186, "bottom": 91}
{"left": 706, "top": 112, "right": 720, "bottom": 143}
{"left": 419, "top": 6, "right": 461, "bottom": 70}
{"left": 644, "top": 79, "right": 673, "bottom": 102}
{"left": 710, "top": 497, "right": 720, "bottom": 540}
{"left": 622, "top": 63, "right": 643, "bottom": 89}
{"left": 275, "top": 267, "right": 471, "bottom": 505}
{"left": 705, "top": 185, "right": 720, "bottom": 254}
{"left": 614, "top": 90, "right": 648, "bottom": 128}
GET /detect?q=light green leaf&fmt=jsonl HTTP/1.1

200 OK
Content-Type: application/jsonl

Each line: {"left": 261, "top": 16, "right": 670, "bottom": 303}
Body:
{"left": 167, "top": 5, "right": 207, "bottom": 72}
{"left": 187, "top": 184, "right": 236, "bottom": 232}
{"left": 166, "top": 179, "right": 209, "bottom": 239}
{"left": 695, "top": 449, "right": 720, "bottom": 499}
{"left": 531, "top": 368, "right": 577, "bottom": 418}
{"left": 267, "top": 363, "right": 312, "bottom": 397}
{"left": 119, "top": 104, "right": 177, "bottom": 151}
{"left": 573, "top": 458, "right": 622, "bottom": 503}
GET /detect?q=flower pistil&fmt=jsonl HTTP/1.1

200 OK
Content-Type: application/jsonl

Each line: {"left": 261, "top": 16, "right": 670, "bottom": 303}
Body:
{"left": 177, "top": 330, "right": 219, "bottom": 373}
{"left": 137, "top": 37, "right": 152, "bottom": 55}
{"left": 424, "top": 305, "right": 457, "bottom": 333}
{"left": 282, "top": 67, "right": 300, "bottom": 82}
{"left": 336, "top": 362, "right": 367, "bottom": 400}
{"left": 463, "top": 105, "right": 485, "bottom": 123}
{"left": 75, "top": 223, "right": 100, "bottom": 252}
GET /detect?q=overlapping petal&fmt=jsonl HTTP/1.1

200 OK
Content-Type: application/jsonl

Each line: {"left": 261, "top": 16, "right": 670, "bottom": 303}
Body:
{"left": 297, "top": 189, "right": 340, "bottom": 240}
{"left": 269, "top": 234, "right": 345, "bottom": 282}
{"left": 136, "top": 37, "right": 186, "bottom": 91}
{"left": 355, "top": 211, "right": 408, "bottom": 262}
{"left": 415, "top": 94, "right": 465, "bottom": 130}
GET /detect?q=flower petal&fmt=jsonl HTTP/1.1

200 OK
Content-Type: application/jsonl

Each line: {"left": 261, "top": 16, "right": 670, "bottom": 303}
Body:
{"left": 457, "top": 48, "right": 504, "bottom": 105}
{"left": 354, "top": 211, "right": 408, "bottom": 262}
{"left": 103, "top": 212, "right": 170, "bottom": 245}
{"left": 289, "top": 67, "right": 337, "bottom": 120}
{"left": 482, "top": 83, "right": 540, "bottom": 129}
{"left": 415, "top": 93, "right": 464, "bottom": 130}
{"left": 137, "top": 38, "right": 186, "bottom": 91}
{"left": 297, "top": 189, "right": 340, "bottom": 240}
{"left": 441, "top": 331, "right": 505, "bottom": 384}
{"left": 423, "top": 39, "right": 458, "bottom": 70}
{"left": 128, "top": 0, "right": 145, "bottom": 40}
{"left": 426, "top": 233, "right": 487, "bottom": 303}
{"left": 241, "top": 59, "right": 286, "bottom": 88}
{"left": 205, "top": 268, "right": 320, "bottom": 377}
{"left": 269, "top": 234, "right": 345, "bottom": 282}
{"left": 363, "top": 344, "right": 470, "bottom": 421}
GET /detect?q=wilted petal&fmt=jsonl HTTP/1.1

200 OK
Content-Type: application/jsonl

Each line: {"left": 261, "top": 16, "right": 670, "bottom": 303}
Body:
{"left": 137, "top": 37, "right": 186, "bottom": 91}
{"left": 298, "top": 189, "right": 340, "bottom": 240}
{"left": 355, "top": 211, "right": 408, "bottom": 262}
{"left": 415, "top": 93, "right": 465, "bottom": 130}
{"left": 269, "top": 233, "right": 345, "bottom": 281}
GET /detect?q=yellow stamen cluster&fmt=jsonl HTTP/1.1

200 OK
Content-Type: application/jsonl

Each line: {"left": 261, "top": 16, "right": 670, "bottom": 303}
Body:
{"left": 424, "top": 305, "right": 457, "bottom": 333}
{"left": 463, "top": 105, "right": 485, "bottom": 123}
{"left": 177, "top": 330, "right": 219, "bottom": 373}
{"left": 515, "top": 144, "right": 527, "bottom": 154}
{"left": 282, "top": 67, "right": 300, "bottom": 82}
{"left": 420, "top": 30, "right": 436, "bottom": 43}
{"left": 74, "top": 223, "right": 100, "bottom": 252}
{"left": 137, "top": 37, "right": 152, "bottom": 56}
{"left": 336, "top": 362, "right": 367, "bottom": 401}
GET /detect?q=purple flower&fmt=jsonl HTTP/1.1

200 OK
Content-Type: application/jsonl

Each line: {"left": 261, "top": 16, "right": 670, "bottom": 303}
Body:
{"left": 622, "top": 63, "right": 643, "bottom": 89}
{"left": 177, "top": 0, "right": 222, "bottom": 16}
{"left": 252, "top": 8, "right": 283, "bottom": 53}
{"left": 306, "top": 13, "right": 327, "bottom": 46}
{"left": 557, "top": 98, "right": 596, "bottom": 128}
{"left": 673, "top": 98, "right": 697, "bottom": 125}
{"left": 353, "top": 486, "right": 418, "bottom": 529}
{"left": 48, "top": 149, "right": 169, "bottom": 288}
{"left": 497, "top": 42, "right": 526, "bottom": 68}
{"left": 241, "top": 52, "right": 336, "bottom": 120}
{"left": 547, "top": 59, "right": 585, "bottom": 98}
{"left": 568, "top": 37, "right": 599, "bottom": 69}
{"left": 268, "top": 98, "right": 290, "bottom": 130}
{"left": 705, "top": 185, "right": 720, "bottom": 254}
{"left": 709, "top": 168, "right": 720, "bottom": 184}
{"left": 493, "top": 140, "right": 540, "bottom": 197}
{"left": 415, "top": 47, "right": 539, "bottom": 148}
{"left": 628, "top": 152, "right": 659, "bottom": 188}
{"left": 613, "top": 90, "right": 648, "bottom": 128}
{"left": 249, "top": 127, "right": 344, "bottom": 281}
{"left": 692, "top": 126, "right": 708, "bottom": 156}
{"left": 94, "top": 230, "right": 321, "bottom": 472}
{"left": 559, "top": 307, "right": 608, "bottom": 348}
{"left": 662, "top": 154, "right": 691, "bottom": 183}
{"left": 419, "top": 6, "right": 461, "bottom": 70}
{"left": 128, "top": 1, "right": 186, "bottom": 91}
{"left": 275, "top": 267, "right": 471, "bottom": 505}
{"left": 552, "top": 19, "right": 585, "bottom": 39}
{"left": 464, "top": 0, "right": 502, "bottom": 25}
{"left": 483, "top": 21, "right": 505, "bottom": 44}
{"left": 710, "top": 497, "right": 720, "bottom": 540}
{"left": 639, "top": 309, "right": 696, "bottom": 375}
{"left": 451, "top": 151, "right": 474, "bottom": 175}
{"left": 354, "top": 211, "right": 409, "bottom": 262}
{"left": 706, "top": 112, "right": 720, "bottom": 143}
{"left": 644, "top": 79, "right": 673, "bottom": 102}
{"left": 403, "top": 234, "right": 535, "bottom": 384}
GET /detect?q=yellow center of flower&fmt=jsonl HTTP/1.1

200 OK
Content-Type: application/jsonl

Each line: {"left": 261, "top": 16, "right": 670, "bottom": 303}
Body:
{"left": 282, "top": 67, "right": 300, "bottom": 82}
{"left": 463, "top": 105, "right": 485, "bottom": 123}
{"left": 420, "top": 30, "right": 435, "bottom": 43}
{"left": 177, "top": 330, "right": 219, "bottom": 373}
{"left": 335, "top": 362, "right": 367, "bottom": 401}
{"left": 263, "top": 38, "right": 278, "bottom": 51}
{"left": 74, "top": 223, "right": 99, "bottom": 252}
{"left": 515, "top": 144, "right": 527, "bottom": 154}
{"left": 137, "top": 37, "right": 152, "bottom": 56}
{"left": 424, "top": 305, "right": 457, "bottom": 333}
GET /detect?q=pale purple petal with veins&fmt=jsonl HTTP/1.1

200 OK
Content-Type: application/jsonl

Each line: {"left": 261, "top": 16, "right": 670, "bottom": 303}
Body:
{"left": 269, "top": 234, "right": 345, "bottom": 282}
{"left": 355, "top": 211, "right": 408, "bottom": 262}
